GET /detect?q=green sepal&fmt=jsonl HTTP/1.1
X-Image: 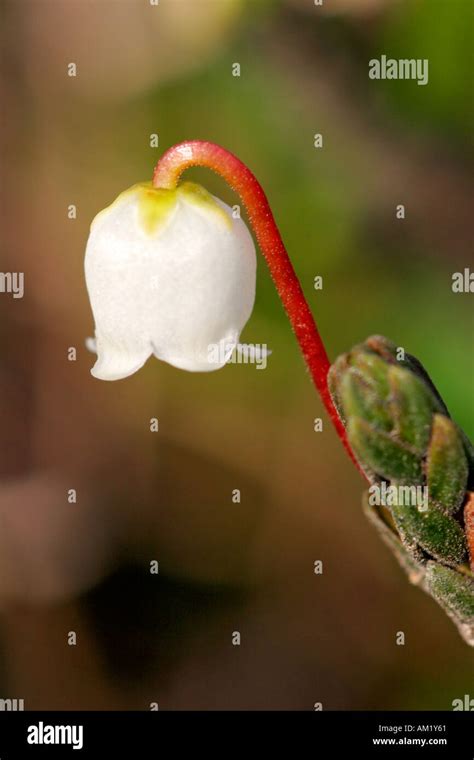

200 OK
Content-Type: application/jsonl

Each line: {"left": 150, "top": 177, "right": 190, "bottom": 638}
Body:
{"left": 350, "top": 351, "right": 390, "bottom": 400}
{"left": 426, "top": 414, "right": 469, "bottom": 515}
{"left": 340, "top": 370, "right": 393, "bottom": 432}
{"left": 387, "top": 365, "right": 435, "bottom": 454}
{"left": 327, "top": 355, "right": 349, "bottom": 424}
{"left": 425, "top": 562, "right": 474, "bottom": 631}
{"left": 365, "top": 336, "right": 449, "bottom": 414}
{"left": 390, "top": 497, "right": 467, "bottom": 567}
{"left": 347, "top": 417, "right": 423, "bottom": 483}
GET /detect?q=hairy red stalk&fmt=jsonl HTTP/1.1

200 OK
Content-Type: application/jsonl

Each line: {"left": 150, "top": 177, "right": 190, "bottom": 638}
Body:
{"left": 465, "top": 493, "right": 474, "bottom": 572}
{"left": 153, "top": 140, "right": 357, "bottom": 466}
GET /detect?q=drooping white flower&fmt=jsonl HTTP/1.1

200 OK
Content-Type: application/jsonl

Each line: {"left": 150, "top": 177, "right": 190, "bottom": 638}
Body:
{"left": 84, "top": 181, "right": 256, "bottom": 380}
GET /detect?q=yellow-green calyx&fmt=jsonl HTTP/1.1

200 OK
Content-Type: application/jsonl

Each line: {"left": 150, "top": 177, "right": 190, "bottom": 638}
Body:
{"left": 92, "top": 180, "right": 231, "bottom": 236}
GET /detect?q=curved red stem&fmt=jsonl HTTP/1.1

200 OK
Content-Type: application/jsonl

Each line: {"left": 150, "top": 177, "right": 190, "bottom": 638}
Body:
{"left": 153, "top": 140, "right": 357, "bottom": 466}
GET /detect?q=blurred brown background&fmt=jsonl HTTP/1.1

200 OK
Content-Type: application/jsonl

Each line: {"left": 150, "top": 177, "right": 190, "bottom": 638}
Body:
{"left": 0, "top": 0, "right": 473, "bottom": 709}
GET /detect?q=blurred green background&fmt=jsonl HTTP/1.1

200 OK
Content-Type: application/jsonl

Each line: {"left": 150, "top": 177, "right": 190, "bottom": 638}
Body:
{"left": 1, "top": 0, "right": 473, "bottom": 710}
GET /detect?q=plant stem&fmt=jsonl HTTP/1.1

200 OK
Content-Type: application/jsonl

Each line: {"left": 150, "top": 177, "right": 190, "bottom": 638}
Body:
{"left": 153, "top": 140, "right": 358, "bottom": 467}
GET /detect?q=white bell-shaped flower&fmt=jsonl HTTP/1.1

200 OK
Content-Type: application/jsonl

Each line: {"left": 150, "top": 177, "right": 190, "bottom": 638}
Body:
{"left": 84, "top": 181, "right": 256, "bottom": 380}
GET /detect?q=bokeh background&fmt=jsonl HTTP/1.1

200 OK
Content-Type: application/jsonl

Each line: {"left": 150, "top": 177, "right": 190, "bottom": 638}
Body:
{"left": 1, "top": 0, "right": 473, "bottom": 709}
